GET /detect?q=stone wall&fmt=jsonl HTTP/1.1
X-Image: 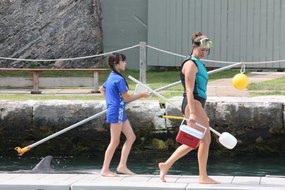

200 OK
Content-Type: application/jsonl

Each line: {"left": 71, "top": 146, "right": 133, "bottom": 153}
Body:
{"left": 166, "top": 96, "right": 285, "bottom": 156}
{"left": 0, "top": 0, "right": 103, "bottom": 68}
{"left": 0, "top": 97, "right": 284, "bottom": 157}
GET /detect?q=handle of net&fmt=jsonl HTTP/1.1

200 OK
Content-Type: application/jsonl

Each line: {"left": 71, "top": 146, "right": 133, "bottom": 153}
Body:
{"left": 128, "top": 75, "right": 223, "bottom": 136}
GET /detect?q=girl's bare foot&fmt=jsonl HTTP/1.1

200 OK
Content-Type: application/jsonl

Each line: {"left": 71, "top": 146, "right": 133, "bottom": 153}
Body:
{"left": 100, "top": 170, "right": 119, "bottom": 177}
{"left": 159, "top": 162, "right": 169, "bottom": 182}
{"left": 199, "top": 176, "right": 219, "bottom": 184}
{"left": 116, "top": 167, "right": 136, "bottom": 176}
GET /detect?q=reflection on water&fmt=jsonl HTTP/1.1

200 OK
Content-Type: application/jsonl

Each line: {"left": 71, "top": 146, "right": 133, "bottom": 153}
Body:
{"left": 0, "top": 153, "right": 284, "bottom": 176}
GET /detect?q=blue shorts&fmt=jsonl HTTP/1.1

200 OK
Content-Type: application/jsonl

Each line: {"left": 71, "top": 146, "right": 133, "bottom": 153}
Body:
{"left": 106, "top": 106, "right": 128, "bottom": 123}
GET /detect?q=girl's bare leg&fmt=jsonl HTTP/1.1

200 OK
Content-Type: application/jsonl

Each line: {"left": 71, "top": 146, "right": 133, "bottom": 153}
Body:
{"left": 117, "top": 120, "right": 136, "bottom": 175}
{"left": 100, "top": 123, "right": 122, "bottom": 177}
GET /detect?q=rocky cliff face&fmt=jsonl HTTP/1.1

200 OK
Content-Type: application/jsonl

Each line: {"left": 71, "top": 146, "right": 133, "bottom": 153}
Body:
{"left": 0, "top": 0, "right": 103, "bottom": 68}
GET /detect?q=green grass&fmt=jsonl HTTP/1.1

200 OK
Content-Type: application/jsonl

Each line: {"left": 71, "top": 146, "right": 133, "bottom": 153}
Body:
{"left": 249, "top": 91, "right": 285, "bottom": 96}
{"left": 0, "top": 69, "right": 182, "bottom": 100}
{"left": 0, "top": 70, "right": 109, "bottom": 77}
{"left": 248, "top": 76, "right": 285, "bottom": 96}
{"left": 248, "top": 76, "right": 285, "bottom": 90}
{"left": 0, "top": 94, "right": 102, "bottom": 101}
{"left": 0, "top": 69, "right": 283, "bottom": 100}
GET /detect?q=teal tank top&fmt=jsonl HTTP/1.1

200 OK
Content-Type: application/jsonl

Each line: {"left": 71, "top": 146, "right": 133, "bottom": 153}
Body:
{"left": 180, "top": 55, "right": 208, "bottom": 100}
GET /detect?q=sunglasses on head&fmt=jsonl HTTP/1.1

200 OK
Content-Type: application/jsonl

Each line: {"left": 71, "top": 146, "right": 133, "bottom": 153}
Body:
{"left": 193, "top": 37, "right": 214, "bottom": 48}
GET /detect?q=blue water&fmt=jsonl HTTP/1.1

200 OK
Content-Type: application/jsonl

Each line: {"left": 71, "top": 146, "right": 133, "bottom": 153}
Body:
{"left": 0, "top": 153, "right": 284, "bottom": 176}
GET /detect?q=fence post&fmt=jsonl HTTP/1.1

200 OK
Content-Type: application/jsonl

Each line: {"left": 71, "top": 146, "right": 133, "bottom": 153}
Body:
{"left": 139, "top": 42, "right": 146, "bottom": 83}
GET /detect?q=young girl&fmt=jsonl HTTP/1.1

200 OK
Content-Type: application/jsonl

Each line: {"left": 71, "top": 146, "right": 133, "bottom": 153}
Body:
{"left": 100, "top": 53, "right": 149, "bottom": 177}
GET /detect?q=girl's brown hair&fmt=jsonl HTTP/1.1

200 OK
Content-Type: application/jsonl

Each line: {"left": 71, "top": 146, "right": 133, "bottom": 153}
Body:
{"left": 108, "top": 53, "right": 126, "bottom": 71}
{"left": 108, "top": 53, "right": 129, "bottom": 89}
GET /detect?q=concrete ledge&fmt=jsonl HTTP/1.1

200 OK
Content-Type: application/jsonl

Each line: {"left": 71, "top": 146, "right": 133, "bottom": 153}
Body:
{"left": 1, "top": 97, "right": 285, "bottom": 155}
{"left": 0, "top": 174, "right": 284, "bottom": 190}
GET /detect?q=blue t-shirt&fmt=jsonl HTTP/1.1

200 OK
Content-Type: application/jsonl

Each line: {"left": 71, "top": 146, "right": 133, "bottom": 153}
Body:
{"left": 102, "top": 71, "right": 128, "bottom": 123}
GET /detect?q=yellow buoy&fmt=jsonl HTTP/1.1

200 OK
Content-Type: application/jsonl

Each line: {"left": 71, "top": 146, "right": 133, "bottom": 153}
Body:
{"left": 232, "top": 73, "right": 249, "bottom": 90}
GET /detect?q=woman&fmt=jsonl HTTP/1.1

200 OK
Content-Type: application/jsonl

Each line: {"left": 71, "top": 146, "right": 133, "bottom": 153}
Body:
{"left": 159, "top": 32, "right": 218, "bottom": 184}
{"left": 100, "top": 53, "right": 149, "bottom": 177}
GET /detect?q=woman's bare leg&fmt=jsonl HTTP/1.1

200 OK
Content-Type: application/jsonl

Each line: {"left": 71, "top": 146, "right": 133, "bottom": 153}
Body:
{"left": 159, "top": 144, "right": 193, "bottom": 182}
{"left": 194, "top": 102, "right": 219, "bottom": 184}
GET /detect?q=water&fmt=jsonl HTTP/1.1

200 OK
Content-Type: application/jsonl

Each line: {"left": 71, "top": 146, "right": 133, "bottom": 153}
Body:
{"left": 0, "top": 153, "right": 284, "bottom": 176}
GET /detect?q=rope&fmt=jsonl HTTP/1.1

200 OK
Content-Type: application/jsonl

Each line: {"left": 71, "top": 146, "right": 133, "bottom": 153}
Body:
{"left": 1, "top": 42, "right": 285, "bottom": 65}
{"left": 146, "top": 44, "right": 285, "bottom": 65}
{"left": 146, "top": 45, "right": 186, "bottom": 58}
{"left": 0, "top": 44, "right": 140, "bottom": 62}
{"left": 201, "top": 58, "right": 285, "bottom": 65}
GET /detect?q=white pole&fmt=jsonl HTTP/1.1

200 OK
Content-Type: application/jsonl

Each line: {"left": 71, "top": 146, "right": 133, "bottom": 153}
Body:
{"left": 154, "top": 62, "right": 243, "bottom": 92}
{"left": 29, "top": 110, "right": 107, "bottom": 149}
{"left": 15, "top": 110, "right": 107, "bottom": 156}
{"left": 128, "top": 75, "right": 221, "bottom": 136}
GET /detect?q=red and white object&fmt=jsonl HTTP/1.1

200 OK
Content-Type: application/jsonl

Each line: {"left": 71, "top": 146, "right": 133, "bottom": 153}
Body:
{"left": 176, "top": 123, "right": 207, "bottom": 149}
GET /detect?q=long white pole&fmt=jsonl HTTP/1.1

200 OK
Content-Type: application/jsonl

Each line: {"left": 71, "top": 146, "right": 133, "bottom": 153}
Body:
{"left": 154, "top": 62, "right": 243, "bottom": 92}
{"left": 128, "top": 75, "right": 222, "bottom": 136}
{"left": 15, "top": 110, "right": 107, "bottom": 156}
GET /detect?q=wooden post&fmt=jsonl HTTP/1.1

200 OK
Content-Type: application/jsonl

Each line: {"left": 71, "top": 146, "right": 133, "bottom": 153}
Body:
{"left": 91, "top": 71, "right": 100, "bottom": 93}
{"left": 139, "top": 42, "right": 147, "bottom": 83}
{"left": 31, "top": 71, "right": 41, "bottom": 94}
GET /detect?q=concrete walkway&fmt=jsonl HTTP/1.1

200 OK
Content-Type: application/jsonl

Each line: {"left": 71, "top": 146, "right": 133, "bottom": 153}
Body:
{"left": 0, "top": 173, "right": 284, "bottom": 190}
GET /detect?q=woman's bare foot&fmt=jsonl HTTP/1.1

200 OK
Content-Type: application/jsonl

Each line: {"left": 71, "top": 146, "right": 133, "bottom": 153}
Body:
{"left": 159, "top": 162, "right": 169, "bottom": 182}
{"left": 116, "top": 167, "right": 136, "bottom": 176}
{"left": 100, "top": 170, "right": 119, "bottom": 177}
{"left": 199, "top": 176, "right": 219, "bottom": 184}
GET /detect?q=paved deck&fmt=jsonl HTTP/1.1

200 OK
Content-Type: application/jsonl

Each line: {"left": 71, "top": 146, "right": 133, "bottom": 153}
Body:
{"left": 0, "top": 173, "right": 284, "bottom": 190}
